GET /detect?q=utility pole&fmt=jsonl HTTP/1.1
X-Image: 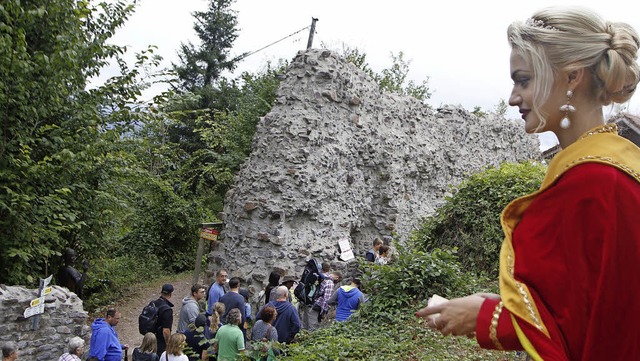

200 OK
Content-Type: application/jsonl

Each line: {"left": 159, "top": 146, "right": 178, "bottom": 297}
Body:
{"left": 307, "top": 17, "right": 318, "bottom": 49}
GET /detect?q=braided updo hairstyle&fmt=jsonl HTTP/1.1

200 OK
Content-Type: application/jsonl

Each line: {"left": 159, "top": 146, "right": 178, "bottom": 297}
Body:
{"left": 507, "top": 7, "right": 639, "bottom": 127}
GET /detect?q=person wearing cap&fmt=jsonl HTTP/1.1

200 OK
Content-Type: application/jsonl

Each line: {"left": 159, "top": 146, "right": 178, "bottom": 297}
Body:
{"left": 155, "top": 284, "right": 174, "bottom": 356}
{"left": 267, "top": 275, "right": 296, "bottom": 303}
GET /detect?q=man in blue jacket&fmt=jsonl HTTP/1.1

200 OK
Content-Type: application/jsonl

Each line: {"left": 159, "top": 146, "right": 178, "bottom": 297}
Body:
{"left": 328, "top": 278, "right": 365, "bottom": 321}
{"left": 89, "top": 308, "right": 127, "bottom": 361}
{"left": 256, "top": 286, "right": 300, "bottom": 343}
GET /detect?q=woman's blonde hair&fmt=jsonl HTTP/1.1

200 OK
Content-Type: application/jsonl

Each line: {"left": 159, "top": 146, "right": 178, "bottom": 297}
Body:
{"left": 508, "top": 6, "right": 639, "bottom": 129}
{"left": 166, "top": 333, "right": 186, "bottom": 356}
{"left": 140, "top": 332, "right": 157, "bottom": 354}
{"left": 209, "top": 301, "right": 226, "bottom": 334}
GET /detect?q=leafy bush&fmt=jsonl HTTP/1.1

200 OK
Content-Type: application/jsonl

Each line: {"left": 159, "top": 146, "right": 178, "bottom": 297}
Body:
{"left": 412, "top": 161, "right": 545, "bottom": 276}
{"left": 119, "top": 176, "right": 202, "bottom": 272}
{"left": 283, "top": 306, "right": 504, "bottom": 361}
{"left": 360, "top": 247, "right": 462, "bottom": 308}
{"left": 84, "top": 255, "right": 162, "bottom": 311}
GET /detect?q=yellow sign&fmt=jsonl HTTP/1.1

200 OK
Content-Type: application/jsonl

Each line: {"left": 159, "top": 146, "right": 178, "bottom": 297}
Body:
{"left": 200, "top": 228, "right": 219, "bottom": 241}
{"left": 30, "top": 297, "right": 44, "bottom": 308}
{"left": 43, "top": 286, "right": 53, "bottom": 296}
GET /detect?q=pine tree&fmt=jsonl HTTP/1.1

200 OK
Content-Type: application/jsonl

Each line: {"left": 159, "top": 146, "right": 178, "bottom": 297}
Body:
{"left": 173, "top": 0, "right": 243, "bottom": 98}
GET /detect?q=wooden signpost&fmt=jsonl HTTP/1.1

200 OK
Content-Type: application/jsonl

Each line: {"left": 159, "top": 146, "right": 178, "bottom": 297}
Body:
{"left": 193, "top": 222, "right": 223, "bottom": 285}
{"left": 26, "top": 274, "right": 52, "bottom": 329}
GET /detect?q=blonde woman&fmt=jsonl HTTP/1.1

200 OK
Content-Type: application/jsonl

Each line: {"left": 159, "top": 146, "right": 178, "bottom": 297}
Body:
{"left": 417, "top": 6, "right": 640, "bottom": 361}
{"left": 209, "top": 302, "right": 225, "bottom": 336}
{"left": 132, "top": 333, "right": 157, "bottom": 361}
{"left": 159, "top": 333, "right": 188, "bottom": 361}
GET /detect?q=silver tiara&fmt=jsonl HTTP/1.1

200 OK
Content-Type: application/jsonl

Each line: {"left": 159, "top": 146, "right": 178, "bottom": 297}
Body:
{"left": 525, "top": 18, "right": 559, "bottom": 31}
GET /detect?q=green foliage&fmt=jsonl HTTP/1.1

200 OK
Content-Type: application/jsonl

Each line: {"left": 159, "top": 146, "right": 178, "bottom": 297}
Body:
{"left": 334, "top": 45, "right": 432, "bottom": 102}
{"left": 472, "top": 106, "right": 486, "bottom": 117}
{"left": 119, "top": 175, "right": 201, "bottom": 272}
{"left": 283, "top": 306, "right": 504, "bottom": 361}
{"left": 360, "top": 247, "right": 466, "bottom": 309}
{"left": 83, "top": 255, "right": 163, "bottom": 310}
{"left": 0, "top": 0, "right": 207, "bottom": 290}
{"left": 494, "top": 99, "right": 508, "bottom": 117}
{"left": 173, "top": 0, "right": 242, "bottom": 95}
{"left": 412, "top": 161, "right": 546, "bottom": 276}
{"left": 374, "top": 51, "right": 432, "bottom": 101}
{"left": 0, "top": 0, "right": 139, "bottom": 284}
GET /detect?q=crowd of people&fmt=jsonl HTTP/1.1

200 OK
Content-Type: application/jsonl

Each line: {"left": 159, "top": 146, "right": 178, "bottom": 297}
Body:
{"left": 49, "top": 241, "right": 381, "bottom": 361}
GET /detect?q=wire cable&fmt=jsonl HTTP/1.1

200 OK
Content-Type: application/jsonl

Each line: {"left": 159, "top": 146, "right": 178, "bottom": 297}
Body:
{"left": 234, "top": 24, "right": 312, "bottom": 62}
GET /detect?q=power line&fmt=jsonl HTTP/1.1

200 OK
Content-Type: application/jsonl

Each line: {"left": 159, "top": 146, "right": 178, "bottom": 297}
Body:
{"left": 234, "top": 24, "right": 312, "bottom": 62}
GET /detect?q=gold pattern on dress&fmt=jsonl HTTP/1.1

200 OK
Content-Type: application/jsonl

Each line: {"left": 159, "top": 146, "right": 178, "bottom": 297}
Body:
{"left": 577, "top": 123, "right": 617, "bottom": 140}
{"left": 490, "top": 301, "right": 505, "bottom": 350}
{"left": 557, "top": 155, "right": 640, "bottom": 184}
{"left": 515, "top": 281, "right": 544, "bottom": 331}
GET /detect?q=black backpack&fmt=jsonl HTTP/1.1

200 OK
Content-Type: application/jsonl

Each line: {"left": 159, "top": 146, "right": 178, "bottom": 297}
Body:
{"left": 294, "top": 259, "right": 326, "bottom": 306}
{"left": 138, "top": 299, "right": 165, "bottom": 335}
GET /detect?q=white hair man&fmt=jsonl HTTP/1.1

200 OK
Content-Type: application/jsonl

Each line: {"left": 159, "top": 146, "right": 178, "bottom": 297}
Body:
{"left": 58, "top": 336, "right": 85, "bottom": 361}
{"left": 256, "top": 286, "right": 301, "bottom": 343}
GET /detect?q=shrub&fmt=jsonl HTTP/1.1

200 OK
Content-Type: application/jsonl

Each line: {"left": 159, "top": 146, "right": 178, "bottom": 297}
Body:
{"left": 412, "top": 161, "right": 545, "bottom": 276}
{"left": 84, "top": 255, "right": 162, "bottom": 311}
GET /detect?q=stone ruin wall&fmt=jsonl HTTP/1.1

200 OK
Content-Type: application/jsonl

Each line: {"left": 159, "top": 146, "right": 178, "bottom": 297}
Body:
{"left": 209, "top": 49, "right": 539, "bottom": 296}
{"left": 0, "top": 285, "right": 90, "bottom": 360}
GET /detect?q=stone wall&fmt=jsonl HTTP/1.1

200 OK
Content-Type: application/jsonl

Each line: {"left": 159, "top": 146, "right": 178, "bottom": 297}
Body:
{"left": 0, "top": 285, "right": 90, "bottom": 360}
{"left": 209, "top": 49, "right": 540, "bottom": 295}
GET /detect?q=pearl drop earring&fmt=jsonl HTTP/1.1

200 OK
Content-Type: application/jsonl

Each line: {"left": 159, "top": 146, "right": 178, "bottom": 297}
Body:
{"left": 559, "top": 90, "right": 575, "bottom": 129}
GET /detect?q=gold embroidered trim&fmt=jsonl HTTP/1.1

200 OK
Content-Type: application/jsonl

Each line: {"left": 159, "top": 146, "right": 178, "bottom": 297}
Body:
{"left": 577, "top": 123, "right": 617, "bottom": 140}
{"left": 555, "top": 155, "right": 640, "bottom": 184}
{"left": 490, "top": 301, "right": 505, "bottom": 350}
{"left": 515, "top": 281, "right": 543, "bottom": 331}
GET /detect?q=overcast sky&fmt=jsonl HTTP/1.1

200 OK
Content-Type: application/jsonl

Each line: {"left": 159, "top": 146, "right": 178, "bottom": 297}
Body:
{"left": 108, "top": 0, "right": 640, "bottom": 150}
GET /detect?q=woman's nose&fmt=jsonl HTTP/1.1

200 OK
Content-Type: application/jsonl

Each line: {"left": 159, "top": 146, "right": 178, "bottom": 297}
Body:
{"left": 509, "top": 91, "right": 521, "bottom": 107}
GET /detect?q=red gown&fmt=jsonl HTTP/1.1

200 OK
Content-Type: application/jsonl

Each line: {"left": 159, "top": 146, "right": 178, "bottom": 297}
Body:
{"left": 475, "top": 124, "right": 640, "bottom": 360}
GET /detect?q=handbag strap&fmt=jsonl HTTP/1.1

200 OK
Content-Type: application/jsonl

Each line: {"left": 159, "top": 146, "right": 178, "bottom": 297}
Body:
{"left": 165, "top": 352, "right": 169, "bottom": 361}
{"left": 265, "top": 324, "right": 272, "bottom": 340}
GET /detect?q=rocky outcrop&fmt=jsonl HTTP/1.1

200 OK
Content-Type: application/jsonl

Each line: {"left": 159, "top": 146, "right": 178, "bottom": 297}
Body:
{"left": 0, "top": 284, "right": 90, "bottom": 360}
{"left": 209, "top": 49, "right": 539, "bottom": 295}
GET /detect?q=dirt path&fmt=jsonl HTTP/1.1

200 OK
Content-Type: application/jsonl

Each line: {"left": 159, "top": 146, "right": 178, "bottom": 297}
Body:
{"left": 107, "top": 272, "right": 199, "bottom": 355}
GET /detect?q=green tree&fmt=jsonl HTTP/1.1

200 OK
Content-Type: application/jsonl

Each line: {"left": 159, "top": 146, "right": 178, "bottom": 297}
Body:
{"left": 172, "top": 0, "right": 242, "bottom": 97}
{"left": 0, "top": 0, "right": 144, "bottom": 284}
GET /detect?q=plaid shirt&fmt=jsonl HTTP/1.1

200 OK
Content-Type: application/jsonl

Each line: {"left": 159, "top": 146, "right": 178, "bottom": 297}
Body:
{"left": 314, "top": 274, "right": 334, "bottom": 312}
{"left": 58, "top": 353, "right": 81, "bottom": 361}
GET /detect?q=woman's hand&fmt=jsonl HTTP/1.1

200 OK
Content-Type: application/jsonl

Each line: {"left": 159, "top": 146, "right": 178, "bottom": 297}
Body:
{"left": 415, "top": 294, "right": 485, "bottom": 336}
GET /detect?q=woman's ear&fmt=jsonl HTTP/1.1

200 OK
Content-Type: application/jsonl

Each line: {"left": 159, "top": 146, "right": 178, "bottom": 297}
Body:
{"left": 567, "top": 67, "right": 585, "bottom": 87}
